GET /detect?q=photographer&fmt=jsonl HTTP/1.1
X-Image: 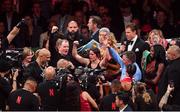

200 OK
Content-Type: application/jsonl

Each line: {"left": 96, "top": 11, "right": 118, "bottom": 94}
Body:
{"left": 16, "top": 47, "right": 34, "bottom": 88}
{"left": 37, "top": 66, "right": 59, "bottom": 111}
{"left": 7, "top": 77, "right": 39, "bottom": 111}
{"left": 159, "top": 84, "right": 180, "bottom": 110}
{"left": 0, "top": 59, "right": 18, "bottom": 110}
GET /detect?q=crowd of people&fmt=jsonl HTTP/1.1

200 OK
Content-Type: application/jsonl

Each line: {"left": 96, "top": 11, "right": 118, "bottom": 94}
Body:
{"left": 0, "top": 0, "right": 180, "bottom": 111}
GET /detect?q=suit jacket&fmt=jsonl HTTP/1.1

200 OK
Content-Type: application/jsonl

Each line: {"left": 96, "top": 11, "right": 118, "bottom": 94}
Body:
{"left": 125, "top": 37, "right": 150, "bottom": 69}
{"left": 90, "top": 30, "right": 99, "bottom": 42}
{"left": 124, "top": 105, "right": 133, "bottom": 111}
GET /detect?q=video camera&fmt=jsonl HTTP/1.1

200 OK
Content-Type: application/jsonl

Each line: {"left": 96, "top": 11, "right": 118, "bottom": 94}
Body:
{"left": 53, "top": 68, "right": 74, "bottom": 91}
{"left": 1, "top": 48, "right": 23, "bottom": 69}
{"left": 16, "top": 19, "right": 27, "bottom": 28}
{"left": 74, "top": 66, "right": 106, "bottom": 90}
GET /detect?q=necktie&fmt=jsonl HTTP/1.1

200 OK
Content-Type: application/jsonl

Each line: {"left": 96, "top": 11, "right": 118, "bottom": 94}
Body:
{"left": 129, "top": 40, "right": 134, "bottom": 45}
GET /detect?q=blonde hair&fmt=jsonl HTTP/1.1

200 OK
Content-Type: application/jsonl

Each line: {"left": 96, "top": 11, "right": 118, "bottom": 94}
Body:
{"left": 148, "top": 29, "right": 167, "bottom": 48}
{"left": 35, "top": 48, "right": 51, "bottom": 58}
{"left": 135, "top": 82, "right": 152, "bottom": 103}
{"left": 22, "top": 47, "right": 34, "bottom": 60}
{"left": 108, "top": 32, "right": 118, "bottom": 50}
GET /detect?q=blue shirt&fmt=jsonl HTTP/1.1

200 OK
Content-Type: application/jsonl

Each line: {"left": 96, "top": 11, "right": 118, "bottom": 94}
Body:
{"left": 108, "top": 47, "right": 142, "bottom": 81}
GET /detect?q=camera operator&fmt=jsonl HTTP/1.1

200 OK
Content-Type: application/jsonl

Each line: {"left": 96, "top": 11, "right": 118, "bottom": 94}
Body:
{"left": 37, "top": 66, "right": 59, "bottom": 110}
{"left": 16, "top": 47, "right": 34, "bottom": 88}
{"left": 7, "top": 77, "right": 39, "bottom": 111}
{"left": 23, "top": 48, "right": 51, "bottom": 84}
{"left": 76, "top": 67, "right": 104, "bottom": 107}
{"left": 0, "top": 59, "right": 18, "bottom": 110}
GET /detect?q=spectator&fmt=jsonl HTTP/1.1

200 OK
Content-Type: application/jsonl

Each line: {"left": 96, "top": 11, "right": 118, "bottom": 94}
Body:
{"left": 39, "top": 20, "right": 57, "bottom": 48}
{"left": 115, "top": 91, "right": 133, "bottom": 111}
{"left": 64, "top": 81, "right": 99, "bottom": 111}
{"left": 72, "top": 41, "right": 104, "bottom": 69}
{"left": 158, "top": 45, "right": 180, "bottom": 107}
{"left": 142, "top": 44, "right": 166, "bottom": 93}
{"left": 108, "top": 47, "right": 142, "bottom": 82}
{"left": 64, "top": 20, "right": 84, "bottom": 52}
{"left": 87, "top": 16, "right": 102, "bottom": 42}
{"left": 100, "top": 79, "right": 121, "bottom": 111}
{"left": 0, "top": 0, "right": 20, "bottom": 34}
{"left": 133, "top": 82, "right": 158, "bottom": 110}
{"left": 50, "top": 39, "right": 73, "bottom": 67}
{"left": 98, "top": 27, "right": 120, "bottom": 81}
{"left": 24, "top": 48, "right": 51, "bottom": 84}
{"left": 14, "top": 14, "right": 42, "bottom": 48}
{"left": 0, "top": 25, "right": 20, "bottom": 52}
{"left": 80, "top": 25, "right": 90, "bottom": 45}
{"left": 153, "top": 9, "right": 175, "bottom": 39}
{"left": 121, "top": 23, "right": 150, "bottom": 68}
{"left": 31, "top": 1, "right": 47, "bottom": 32}
{"left": 147, "top": 29, "right": 168, "bottom": 49}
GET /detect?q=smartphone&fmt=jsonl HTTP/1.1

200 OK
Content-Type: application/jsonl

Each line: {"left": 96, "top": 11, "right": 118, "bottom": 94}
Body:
{"left": 169, "top": 80, "right": 174, "bottom": 88}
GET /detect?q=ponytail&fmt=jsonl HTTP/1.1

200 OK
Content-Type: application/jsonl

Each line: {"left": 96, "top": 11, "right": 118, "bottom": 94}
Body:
{"left": 143, "top": 92, "right": 152, "bottom": 103}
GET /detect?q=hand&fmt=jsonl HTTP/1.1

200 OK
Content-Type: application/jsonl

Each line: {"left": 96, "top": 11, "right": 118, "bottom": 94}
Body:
{"left": 51, "top": 26, "right": 58, "bottom": 33}
{"left": 119, "top": 45, "right": 126, "bottom": 52}
{"left": 73, "top": 41, "right": 79, "bottom": 46}
{"left": 167, "top": 84, "right": 174, "bottom": 94}
{"left": 13, "top": 69, "right": 19, "bottom": 80}
{"left": 16, "top": 19, "right": 26, "bottom": 28}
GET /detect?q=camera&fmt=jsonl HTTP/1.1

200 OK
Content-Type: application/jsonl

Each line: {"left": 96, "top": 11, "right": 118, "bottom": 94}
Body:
{"left": 74, "top": 66, "right": 106, "bottom": 90}
{"left": 169, "top": 80, "right": 174, "bottom": 88}
{"left": 53, "top": 68, "right": 74, "bottom": 91}
{"left": 1, "top": 48, "right": 23, "bottom": 70}
{"left": 16, "top": 19, "right": 26, "bottom": 28}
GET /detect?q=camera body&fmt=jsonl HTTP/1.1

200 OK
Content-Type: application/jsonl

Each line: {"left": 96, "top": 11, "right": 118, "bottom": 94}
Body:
{"left": 16, "top": 19, "right": 27, "bottom": 28}
{"left": 1, "top": 49, "right": 23, "bottom": 70}
{"left": 53, "top": 68, "right": 73, "bottom": 91}
{"left": 75, "top": 66, "right": 106, "bottom": 90}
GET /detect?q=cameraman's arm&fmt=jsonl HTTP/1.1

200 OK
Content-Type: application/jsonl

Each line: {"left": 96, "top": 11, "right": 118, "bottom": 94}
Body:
{"left": 72, "top": 41, "right": 89, "bottom": 65}
{"left": 98, "top": 79, "right": 104, "bottom": 99}
{"left": 11, "top": 69, "right": 19, "bottom": 92}
{"left": 6, "top": 26, "right": 20, "bottom": 44}
{"left": 159, "top": 84, "right": 174, "bottom": 110}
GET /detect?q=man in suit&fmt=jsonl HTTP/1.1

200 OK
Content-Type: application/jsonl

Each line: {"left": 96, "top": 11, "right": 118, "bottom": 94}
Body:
{"left": 115, "top": 91, "right": 133, "bottom": 111}
{"left": 122, "top": 23, "right": 149, "bottom": 69}
{"left": 87, "top": 16, "right": 102, "bottom": 42}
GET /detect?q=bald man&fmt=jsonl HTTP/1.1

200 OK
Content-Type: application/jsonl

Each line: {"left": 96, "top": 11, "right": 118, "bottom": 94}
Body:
{"left": 8, "top": 77, "right": 39, "bottom": 111}
{"left": 43, "top": 66, "right": 56, "bottom": 80}
{"left": 37, "top": 66, "right": 59, "bottom": 110}
{"left": 24, "top": 48, "right": 51, "bottom": 83}
{"left": 158, "top": 45, "right": 180, "bottom": 108}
